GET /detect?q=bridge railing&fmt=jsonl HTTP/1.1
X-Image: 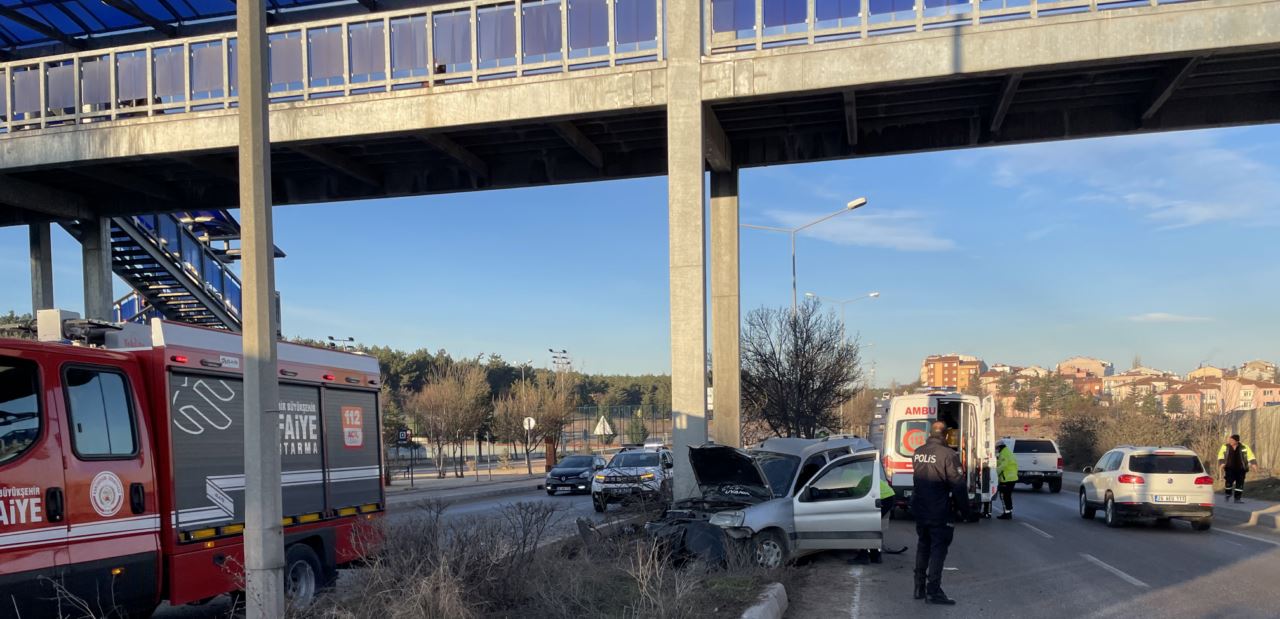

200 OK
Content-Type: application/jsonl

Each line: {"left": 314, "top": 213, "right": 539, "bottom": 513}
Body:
{"left": 704, "top": 0, "right": 1196, "bottom": 54}
{"left": 0, "top": 0, "right": 663, "bottom": 135}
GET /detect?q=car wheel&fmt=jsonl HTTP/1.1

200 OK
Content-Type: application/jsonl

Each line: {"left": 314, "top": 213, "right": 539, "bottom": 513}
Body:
{"left": 592, "top": 494, "right": 606, "bottom": 513}
{"left": 1155, "top": 517, "right": 1172, "bottom": 528}
{"left": 1049, "top": 479, "right": 1062, "bottom": 494}
{"left": 1032, "top": 481, "right": 1044, "bottom": 492}
{"left": 1080, "top": 490, "right": 1097, "bottom": 519}
{"left": 753, "top": 530, "right": 789, "bottom": 569}
{"left": 284, "top": 543, "right": 323, "bottom": 610}
{"left": 1191, "top": 518, "right": 1212, "bottom": 531}
{"left": 1104, "top": 495, "right": 1123, "bottom": 528}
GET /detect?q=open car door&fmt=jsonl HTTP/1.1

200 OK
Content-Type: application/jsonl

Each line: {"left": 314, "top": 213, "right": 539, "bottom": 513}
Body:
{"left": 792, "top": 452, "right": 882, "bottom": 551}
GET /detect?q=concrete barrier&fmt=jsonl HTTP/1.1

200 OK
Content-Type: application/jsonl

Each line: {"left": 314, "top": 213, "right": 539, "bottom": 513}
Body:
{"left": 741, "top": 582, "right": 788, "bottom": 619}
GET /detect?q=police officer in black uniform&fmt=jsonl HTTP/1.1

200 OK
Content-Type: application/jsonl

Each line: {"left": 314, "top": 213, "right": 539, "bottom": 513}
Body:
{"left": 910, "top": 421, "right": 970, "bottom": 605}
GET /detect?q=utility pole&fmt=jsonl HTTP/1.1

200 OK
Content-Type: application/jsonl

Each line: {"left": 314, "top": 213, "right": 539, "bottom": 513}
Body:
{"left": 237, "top": 0, "right": 282, "bottom": 615}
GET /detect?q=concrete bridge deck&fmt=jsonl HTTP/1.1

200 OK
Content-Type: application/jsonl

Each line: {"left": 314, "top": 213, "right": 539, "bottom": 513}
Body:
{"left": 1, "top": 0, "right": 1277, "bottom": 224}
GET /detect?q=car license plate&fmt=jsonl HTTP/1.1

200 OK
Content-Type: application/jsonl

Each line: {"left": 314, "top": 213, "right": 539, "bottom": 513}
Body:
{"left": 607, "top": 488, "right": 633, "bottom": 495}
{"left": 1023, "top": 472, "right": 1042, "bottom": 477}
{"left": 1154, "top": 495, "right": 1185, "bottom": 503}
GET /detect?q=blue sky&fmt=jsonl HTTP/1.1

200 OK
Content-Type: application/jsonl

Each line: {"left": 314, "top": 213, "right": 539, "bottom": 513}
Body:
{"left": 3, "top": 126, "right": 1278, "bottom": 383}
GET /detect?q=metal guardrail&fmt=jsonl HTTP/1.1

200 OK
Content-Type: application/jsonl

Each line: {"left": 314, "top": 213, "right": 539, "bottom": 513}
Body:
{"left": 703, "top": 0, "right": 1201, "bottom": 54}
{"left": 0, "top": 0, "right": 664, "bottom": 135}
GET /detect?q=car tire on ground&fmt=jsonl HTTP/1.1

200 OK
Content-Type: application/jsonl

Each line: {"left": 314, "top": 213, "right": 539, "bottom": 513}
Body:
{"left": 1032, "top": 481, "right": 1044, "bottom": 492}
{"left": 752, "top": 530, "right": 789, "bottom": 569}
{"left": 1080, "top": 490, "right": 1097, "bottom": 519}
{"left": 592, "top": 494, "right": 606, "bottom": 513}
{"left": 1048, "top": 479, "right": 1062, "bottom": 494}
{"left": 284, "top": 543, "right": 323, "bottom": 610}
{"left": 1191, "top": 518, "right": 1212, "bottom": 531}
{"left": 1104, "top": 495, "right": 1123, "bottom": 528}
{"left": 1155, "top": 517, "right": 1172, "bottom": 528}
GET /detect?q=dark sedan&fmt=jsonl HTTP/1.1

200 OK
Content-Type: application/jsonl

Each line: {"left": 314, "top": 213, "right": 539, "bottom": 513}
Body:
{"left": 545, "top": 454, "right": 606, "bottom": 495}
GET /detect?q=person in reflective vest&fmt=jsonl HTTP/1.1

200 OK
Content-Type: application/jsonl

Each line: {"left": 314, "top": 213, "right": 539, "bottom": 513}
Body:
{"left": 996, "top": 443, "right": 1019, "bottom": 520}
{"left": 1217, "top": 435, "right": 1258, "bottom": 503}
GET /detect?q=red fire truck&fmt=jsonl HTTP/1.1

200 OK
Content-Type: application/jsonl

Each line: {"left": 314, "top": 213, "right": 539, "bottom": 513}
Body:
{"left": 0, "top": 312, "right": 384, "bottom": 617}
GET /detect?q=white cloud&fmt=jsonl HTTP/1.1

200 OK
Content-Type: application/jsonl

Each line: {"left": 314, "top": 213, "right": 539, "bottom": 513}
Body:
{"left": 1128, "top": 312, "right": 1212, "bottom": 323}
{"left": 763, "top": 209, "right": 956, "bottom": 252}
{"left": 975, "top": 131, "right": 1280, "bottom": 229}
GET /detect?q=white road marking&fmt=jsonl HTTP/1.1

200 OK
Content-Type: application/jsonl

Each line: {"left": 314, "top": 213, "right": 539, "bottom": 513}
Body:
{"left": 1080, "top": 553, "right": 1149, "bottom": 589}
{"left": 1216, "top": 528, "right": 1280, "bottom": 547}
{"left": 1020, "top": 522, "right": 1054, "bottom": 539}
{"left": 943, "top": 567, "right": 959, "bottom": 571}
{"left": 1222, "top": 540, "right": 1245, "bottom": 548}
{"left": 848, "top": 566, "right": 862, "bottom": 619}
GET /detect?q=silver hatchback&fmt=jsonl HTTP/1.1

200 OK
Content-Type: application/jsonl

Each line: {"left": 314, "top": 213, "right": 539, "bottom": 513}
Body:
{"left": 648, "top": 436, "right": 884, "bottom": 567}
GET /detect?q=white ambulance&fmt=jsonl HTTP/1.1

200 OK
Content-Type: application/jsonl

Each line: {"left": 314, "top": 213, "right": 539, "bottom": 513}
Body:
{"left": 881, "top": 389, "right": 996, "bottom": 518}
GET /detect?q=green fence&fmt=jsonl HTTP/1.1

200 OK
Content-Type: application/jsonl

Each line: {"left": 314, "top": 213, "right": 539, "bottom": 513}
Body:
{"left": 560, "top": 405, "right": 673, "bottom": 454}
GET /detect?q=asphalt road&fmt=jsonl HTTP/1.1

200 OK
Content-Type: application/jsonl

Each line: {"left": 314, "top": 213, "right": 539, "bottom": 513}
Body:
{"left": 154, "top": 488, "right": 609, "bottom": 618}
{"left": 790, "top": 487, "right": 1280, "bottom": 619}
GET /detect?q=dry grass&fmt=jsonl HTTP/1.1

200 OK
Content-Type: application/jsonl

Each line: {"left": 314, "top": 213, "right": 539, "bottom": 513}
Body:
{"left": 300, "top": 500, "right": 787, "bottom": 619}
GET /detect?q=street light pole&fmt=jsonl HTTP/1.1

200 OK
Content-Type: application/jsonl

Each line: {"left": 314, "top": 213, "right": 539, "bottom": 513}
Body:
{"left": 742, "top": 197, "right": 868, "bottom": 315}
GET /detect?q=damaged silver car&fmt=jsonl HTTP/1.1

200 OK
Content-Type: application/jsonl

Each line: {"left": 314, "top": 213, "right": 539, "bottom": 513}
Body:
{"left": 646, "top": 436, "right": 884, "bottom": 568}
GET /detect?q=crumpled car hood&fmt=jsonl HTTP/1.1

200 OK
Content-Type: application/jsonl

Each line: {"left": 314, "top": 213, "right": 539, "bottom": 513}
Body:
{"left": 689, "top": 444, "right": 772, "bottom": 504}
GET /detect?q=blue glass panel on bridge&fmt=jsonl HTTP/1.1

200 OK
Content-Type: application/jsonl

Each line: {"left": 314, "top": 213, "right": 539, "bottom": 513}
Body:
{"left": 309, "top": 26, "right": 344, "bottom": 88}
{"left": 269, "top": 31, "right": 304, "bottom": 93}
{"left": 158, "top": 215, "right": 179, "bottom": 256}
{"left": 228, "top": 37, "right": 238, "bottom": 97}
{"left": 190, "top": 41, "right": 224, "bottom": 100}
{"left": 568, "top": 0, "right": 608, "bottom": 59}
{"left": 180, "top": 233, "right": 201, "bottom": 279}
{"left": 116, "top": 50, "right": 147, "bottom": 108}
{"left": 869, "top": 0, "right": 915, "bottom": 22}
{"left": 0, "top": 72, "right": 7, "bottom": 123}
{"left": 225, "top": 278, "right": 240, "bottom": 315}
{"left": 433, "top": 9, "right": 473, "bottom": 74}
{"left": 349, "top": 20, "right": 387, "bottom": 83}
{"left": 615, "top": 0, "right": 657, "bottom": 52}
{"left": 978, "top": 0, "right": 1029, "bottom": 12}
{"left": 923, "top": 0, "right": 971, "bottom": 16}
{"left": 47, "top": 60, "right": 75, "bottom": 115}
{"left": 154, "top": 45, "right": 187, "bottom": 104}
{"left": 203, "top": 254, "right": 224, "bottom": 295}
{"left": 815, "top": 0, "right": 860, "bottom": 29}
{"left": 391, "top": 15, "right": 429, "bottom": 79}
{"left": 81, "top": 55, "right": 111, "bottom": 111}
{"left": 12, "top": 66, "right": 40, "bottom": 119}
{"left": 478, "top": 4, "right": 517, "bottom": 69}
{"left": 763, "top": 0, "right": 808, "bottom": 35}
{"left": 712, "top": 0, "right": 756, "bottom": 38}
{"left": 133, "top": 215, "right": 158, "bottom": 236}
{"left": 523, "top": 0, "right": 563, "bottom": 64}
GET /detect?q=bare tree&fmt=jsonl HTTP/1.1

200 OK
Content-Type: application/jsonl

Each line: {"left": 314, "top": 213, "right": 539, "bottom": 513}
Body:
{"left": 494, "top": 371, "right": 579, "bottom": 474}
{"left": 741, "top": 299, "right": 862, "bottom": 439}
{"left": 412, "top": 364, "right": 489, "bottom": 478}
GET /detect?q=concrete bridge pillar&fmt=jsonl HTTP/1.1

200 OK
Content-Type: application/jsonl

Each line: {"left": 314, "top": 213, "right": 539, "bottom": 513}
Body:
{"left": 710, "top": 170, "right": 741, "bottom": 448}
{"left": 667, "top": 0, "right": 708, "bottom": 498}
{"left": 29, "top": 223, "right": 54, "bottom": 313}
{"left": 80, "top": 217, "right": 113, "bottom": 320}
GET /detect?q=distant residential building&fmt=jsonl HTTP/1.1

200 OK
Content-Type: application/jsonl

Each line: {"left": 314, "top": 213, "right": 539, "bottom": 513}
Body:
{"left": 1018, "top": 366, "right": 1051, "bottom": 379}
{"left": 990, "top": 364, "right": 1018, "bottom": 375}
{"left": 920, "top": 354, "right": 988, "bottom": 390}
{"left": 1160, "top": 384, "right": 1205, "bottom": 417}
{"left": 1239, "top": 360, "right": 1278, "bottom": 382}
{"left": 1110, "top": 376, "right": 1181, "bottom": 401}
{"left": 1057, "top": 356, "right": 1113, "bottom": 378}
{"left": 1187, "top": 366, "right": 1225, "bottom": 381}
{"left": 1072, "top": 375, "right": 1103, "bottom": 397}
{"left": 1123, "top": 366, "right": 1179, "bottom": 379}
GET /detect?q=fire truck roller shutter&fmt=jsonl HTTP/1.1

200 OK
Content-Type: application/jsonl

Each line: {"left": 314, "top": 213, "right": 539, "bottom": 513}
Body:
{"left": 322, "top": 388, "right": 380, "bottom": 511}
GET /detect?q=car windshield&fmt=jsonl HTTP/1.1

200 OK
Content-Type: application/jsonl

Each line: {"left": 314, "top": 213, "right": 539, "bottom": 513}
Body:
{"left": 1129, "top": 454, "right": 1204, "bottom": 474}
{"left": 558, "top": 456, "right": 594, "bottom": 468}
{"left": 752, "top": 451, "right": 801, "bottom": 497}
{"left": 1013, "top": 440, "right": 1056, "bottom": 454}
{"left": 895, "top": 420, "right": 930, "bottom": 457}
{"left": 611, "top": 452, "right": 659, "bottom": 468}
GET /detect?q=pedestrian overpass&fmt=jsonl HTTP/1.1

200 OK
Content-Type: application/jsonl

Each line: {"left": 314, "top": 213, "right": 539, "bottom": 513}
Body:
{"left": 2, "top": 0, "right": 1279, "bottom": 485}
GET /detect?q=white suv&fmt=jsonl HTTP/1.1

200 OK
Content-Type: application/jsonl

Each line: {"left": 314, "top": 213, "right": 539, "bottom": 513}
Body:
{"left": 997, "top": 437, "right": 1064, "bottom": 493}
{"left": 591, "top": 446, "right": 674, "bottom": 512}
{"left": 1080, "top": 446, "right": 1214, "bottom": 530}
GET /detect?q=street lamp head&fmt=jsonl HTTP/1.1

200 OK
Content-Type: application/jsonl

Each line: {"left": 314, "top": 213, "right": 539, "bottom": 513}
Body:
{"left": 846, "top": 197, "right": 868, "bottom": 211}
{"left": 804, "top": 292, "right": 817, "bottom": 298}
{"left": 868, "top": 291, "right": 881, "bottom": 298}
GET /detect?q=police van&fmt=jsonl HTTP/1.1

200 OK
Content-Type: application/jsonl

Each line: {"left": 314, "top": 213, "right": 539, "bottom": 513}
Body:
{"left": 880, "top": 389, "right": 996, "bottom": 518}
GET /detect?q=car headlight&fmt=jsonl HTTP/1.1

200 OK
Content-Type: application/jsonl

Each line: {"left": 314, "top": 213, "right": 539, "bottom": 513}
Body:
{"left": 579, "top": 470, "right": 592, "bottom": 479}
{"left": 640, "top": 472, "right": 656, "bottom": 481}
{"left": 594, "top": 474, "right": 606, "bottom": 482}
{"left": 709, "top": 511, "right": 745, "bottom": 528}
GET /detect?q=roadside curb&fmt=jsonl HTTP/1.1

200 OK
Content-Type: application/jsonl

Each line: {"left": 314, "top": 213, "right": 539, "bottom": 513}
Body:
{"left": 740, "top": 582, "right": 788, "bottom": 619}
{"left": 1061, "top": 473, "right": 1280, "bottom": 531}
{"left": 387, "top": 482, "right": 538, "bottom": 508}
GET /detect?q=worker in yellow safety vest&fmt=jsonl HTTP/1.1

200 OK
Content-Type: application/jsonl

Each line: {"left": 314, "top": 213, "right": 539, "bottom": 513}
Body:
{"left": 996, "top": 443, "right": 1019, "bottom": 520}
{"left": 1218, "top": 435, "right": 1258, "bottom": 503}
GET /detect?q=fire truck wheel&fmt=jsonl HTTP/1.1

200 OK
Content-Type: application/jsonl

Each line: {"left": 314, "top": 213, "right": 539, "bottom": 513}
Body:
{"left": 284, "top": 543, "right": 323, "bottom": 609}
